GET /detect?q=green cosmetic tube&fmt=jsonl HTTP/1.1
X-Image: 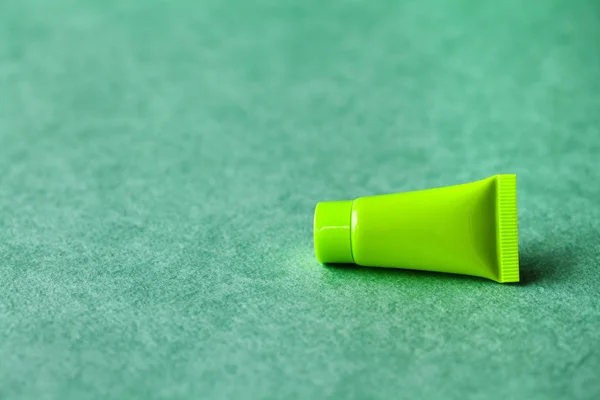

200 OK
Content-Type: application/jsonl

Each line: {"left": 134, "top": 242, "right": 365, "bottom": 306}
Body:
{"left": 314, "top": 175, "right": 519, "bottom": 283}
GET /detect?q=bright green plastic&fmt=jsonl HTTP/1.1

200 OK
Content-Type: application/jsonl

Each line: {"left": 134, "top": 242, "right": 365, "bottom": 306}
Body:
{"left": 313, "top": 175, "right": 519, "bottom": 283}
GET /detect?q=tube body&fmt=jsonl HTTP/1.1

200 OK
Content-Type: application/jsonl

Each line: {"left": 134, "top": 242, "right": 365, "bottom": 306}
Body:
{"left": 313, "top": 175, "right": 519, "bottom": 283}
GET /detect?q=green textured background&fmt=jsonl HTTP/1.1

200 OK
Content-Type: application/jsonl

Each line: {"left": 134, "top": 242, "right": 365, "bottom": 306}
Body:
{"left": 1, "top": 0, "right": 599, "bottom": 399}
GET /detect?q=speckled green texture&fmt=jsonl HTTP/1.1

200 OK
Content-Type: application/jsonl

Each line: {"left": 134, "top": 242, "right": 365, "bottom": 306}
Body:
{"left": 1, "top": 0, "right": 599, "bottom": 399}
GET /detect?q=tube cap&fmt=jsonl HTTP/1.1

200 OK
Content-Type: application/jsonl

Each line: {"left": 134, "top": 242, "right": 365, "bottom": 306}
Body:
{"left": 313, "top": 200, "right": 354, "bottom": 264}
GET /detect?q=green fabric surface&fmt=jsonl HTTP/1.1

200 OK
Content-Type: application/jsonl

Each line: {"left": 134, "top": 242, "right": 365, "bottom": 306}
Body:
{"left": 1, "top": 0, "right": 600, "bottom": 399}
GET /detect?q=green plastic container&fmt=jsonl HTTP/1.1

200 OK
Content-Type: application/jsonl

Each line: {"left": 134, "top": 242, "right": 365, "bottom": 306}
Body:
{"left": 314, "top": 175, "right": 519, "bottom": 283}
